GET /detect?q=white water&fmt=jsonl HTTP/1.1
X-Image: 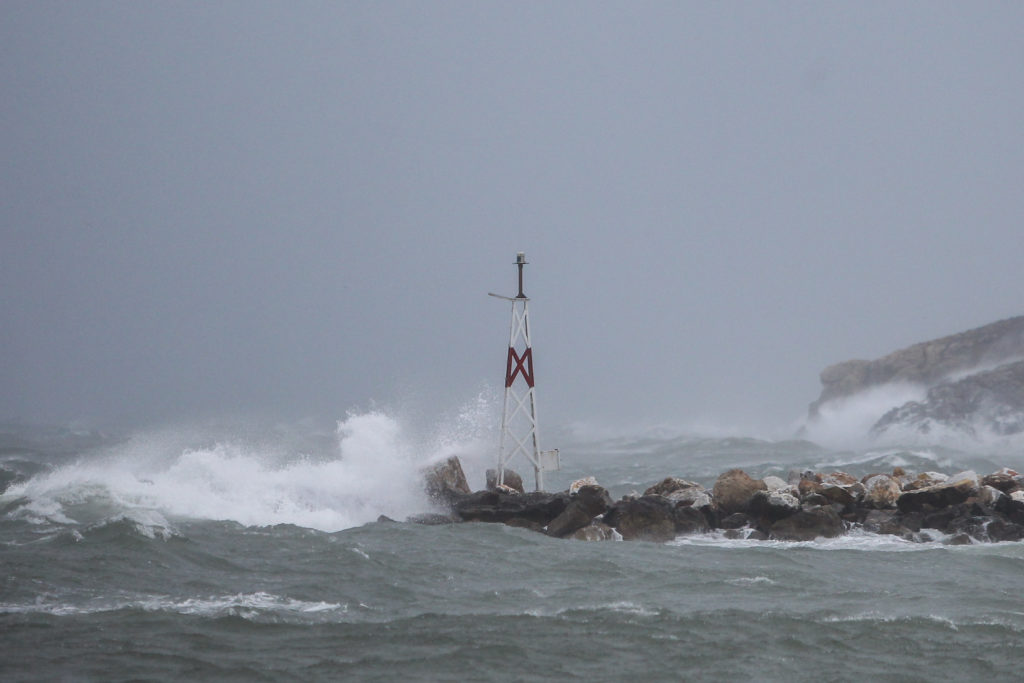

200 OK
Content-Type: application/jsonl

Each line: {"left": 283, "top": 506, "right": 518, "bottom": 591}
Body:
{"left": 3, "top": 401, "right": 500, "bottom": 533}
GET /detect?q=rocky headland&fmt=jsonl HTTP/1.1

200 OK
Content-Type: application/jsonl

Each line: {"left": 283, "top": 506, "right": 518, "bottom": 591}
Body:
{"left": 411, "top": 456, "right": 1024, "bottom": 544}
{"left": 807, "top": 315, "right": 1024, "bottom": 438}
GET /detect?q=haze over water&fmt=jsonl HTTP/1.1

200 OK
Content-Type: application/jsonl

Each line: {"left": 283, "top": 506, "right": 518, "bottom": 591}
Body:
{"left": 3, "top": 4, "right": 1024, "bottom": 681}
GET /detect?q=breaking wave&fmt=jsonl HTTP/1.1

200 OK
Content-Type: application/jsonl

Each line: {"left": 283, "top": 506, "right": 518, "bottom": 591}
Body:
{"left": 0, "top": 398, "right": 498, "bottom": 534}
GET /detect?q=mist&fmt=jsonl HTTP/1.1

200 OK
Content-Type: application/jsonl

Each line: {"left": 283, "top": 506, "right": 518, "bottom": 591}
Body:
{"left": 3, "top": 3, "right": 1022, "bottom": 434}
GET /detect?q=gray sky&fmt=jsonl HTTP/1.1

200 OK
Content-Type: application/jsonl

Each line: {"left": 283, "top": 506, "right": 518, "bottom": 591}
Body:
{"left": 2, "top": 2, "right": 1022, "bottom": 432}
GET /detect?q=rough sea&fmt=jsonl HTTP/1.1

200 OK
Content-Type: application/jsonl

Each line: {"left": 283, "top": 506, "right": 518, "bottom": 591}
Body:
{"left": 2, "top": 406, "right": 1023, "bottom": 682}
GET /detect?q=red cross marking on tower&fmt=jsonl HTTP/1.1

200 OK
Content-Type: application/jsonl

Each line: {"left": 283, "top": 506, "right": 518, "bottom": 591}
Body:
{"left": 505, "top": 347, "right": 534, "bottom": 388}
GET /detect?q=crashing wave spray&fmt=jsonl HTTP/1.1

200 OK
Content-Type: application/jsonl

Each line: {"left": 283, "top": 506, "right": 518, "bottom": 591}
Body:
{"left": 2, "top": 396, "right": 500, "bottom": 534}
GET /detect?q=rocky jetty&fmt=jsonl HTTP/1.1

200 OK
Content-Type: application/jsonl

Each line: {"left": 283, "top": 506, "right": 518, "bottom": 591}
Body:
{"left": 808, "top": 316, "right": 1024, "bottom": 438}
{"left": 415, "top": 457, "right": 1024, "bottom": 544}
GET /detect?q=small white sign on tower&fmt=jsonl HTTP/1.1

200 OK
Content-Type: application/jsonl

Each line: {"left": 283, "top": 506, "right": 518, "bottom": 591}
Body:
{"left": 489, "top": 252, "right": 559, "bottom": 491}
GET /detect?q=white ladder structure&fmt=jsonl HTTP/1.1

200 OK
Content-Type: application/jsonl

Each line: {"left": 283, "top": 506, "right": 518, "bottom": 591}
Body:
{"left": 489, "top": 252, "right": 558, "bottom": 491}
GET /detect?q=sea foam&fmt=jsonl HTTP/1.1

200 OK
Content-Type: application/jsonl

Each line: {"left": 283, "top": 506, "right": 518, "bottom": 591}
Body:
{"left": 1, "top": 401, "right": 498, "bottom": 533}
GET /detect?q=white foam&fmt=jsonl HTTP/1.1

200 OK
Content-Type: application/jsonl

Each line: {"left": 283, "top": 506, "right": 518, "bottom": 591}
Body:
{"left": 0, "top": 592, "right": 345, "bottom": 618}
{"left": 668, "top": 529, "right": 963, "bottom": 551}
{"left": 1, "top": 403, "right": 498, "bottom": 533}
{"left": 801, "top": 382, "right": 928, "bottom": 449}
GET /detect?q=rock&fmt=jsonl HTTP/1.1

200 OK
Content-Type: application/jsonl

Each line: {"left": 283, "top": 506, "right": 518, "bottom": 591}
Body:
{"left": 673, "top": 505, "right": 710, "bottom": 535}
{"left": 405, "top": 512, "right": 459, "bottom": 525}
{"left": 712, "top": 469, "right": 767, "bottom": 515}
{"left": 486, "top": 468, "right": 525, "bottom": 494}
{"left": 862, "top": 509, "right": 919, "bottom": 536}
{"left": 978, "top": 485, "right": 1006, "bottom": 509}
{"left": 570, "top": 522, "right": 617, "bottom": 541}
{"left": 863, "top": 475, "right": 902, "bottom": 509}
{"left": 822, "top": 471, "right": 859, "bottom": 487}
{"left": 981, "top": 472, "right": 1018, "bottom": 493}
{"left": 820, "top": 484, "right": 857, "bottom": 507}
{"left": 902, "top": 471, "right": 949, "bottom": 492}
{"left": 897, "top": 472, "right": 980, "bottom": 513}
{"left": 644, "top": 476, "right": 702, "bottom": 497}
{"left": 748, "top": 490, "right": 800, "bottom": 523}
{"left": 873, "top": 360, "right": 1024, "bottom": 437}
{"left": 546, "top": 485, "right": 613, "bottom": 538}
{"left": 569, "top": 476, "right": 599, "bottom": 494}
{"left": 603, "top": 496, "right": 679, "bottom": 542}
{"left": 762, "top": 475, "right": 789, "bottom": 491}
{"left": 454, "top": 490, "right": 569, "bottom": 526}
{"left": 720, "top": 512, "right": 753, "bottom": 529}
{"left": 423, "top": 456, "right": 471, "bottom": 507}
{"left": 797, "top": 478, "right": 825, "bottom": 499}
{"left": 769, "top": 506, "right": 845, "bottom": 541}
{"left": 809, "top": 316, "right": 1024, "bottom": 418}
{"left": 664, "top": 487, "right": 713, "bottom": 509}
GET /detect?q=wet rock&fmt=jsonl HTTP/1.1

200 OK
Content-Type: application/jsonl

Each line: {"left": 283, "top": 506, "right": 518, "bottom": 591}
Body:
{"left": 405, "top": 512, "right": 459, "bottom": 525}
{"left": 486, "top": 468, "right": 525, "bottom": 494}
{"left": 798, "top": 478, "right": 824, "bottom": 499}
{"left": 665, "top": 487, "right": 713, "bottom": 509}
{"left": 713, "top": 469, "right": 766, "bottom": 515}
{"left": 981, "top": 472, "right": 1018, "bottom": 493}
{"left": 983, "top": 518, "right": 1024, "bottom": 542}
{"left": 454, "top": 490, "right": 569, "bottom": 526}
{"left": 569, "top": 476, "right": 599, "bottom": 494}
{"left": 769, "top": 506, "right": 844, "bottom": 541}
{"left": 720, "top": 512, "right": 753, "bottom": 529}
{"left": 821, "top": 484, "right": 857, "bottom": 507}
{"left": 546, "top": 485, "right": 612, "bottom": 538}
{"left": 603, "top": 496, "right": 678, "bottom": 542}
{"left": 862, "top": 509, "right": 921, "bottom": 536}
{"left": 897, "top": 472, "right": 980, "bottom": 513}
{"left": 863, "top": 475, "right": 902, "bottom": 509}
{"left": 673, "top": 505, "right": 710, "bottom": 535}
{"left": 748, "top": 490, "right": 800, "bottom": 524}
{"left": 902, "top": 471, "right": 949, "bottom": 492}
{"left": 571, "top": 522, "right": 617, "bottom": 541}
{"left": 424, "top": 456, "right": 472, "bottom": 507}
{"left": 644, "top": 477, "right": 702, "bottom": 497}
{"left": 822, "top": 471, "right": 859, "bottom": 487}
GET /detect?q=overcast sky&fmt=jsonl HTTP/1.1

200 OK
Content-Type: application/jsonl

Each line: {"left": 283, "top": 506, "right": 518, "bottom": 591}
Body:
{"left": 2, "top": 2, "right": 1022, "bottom": 432}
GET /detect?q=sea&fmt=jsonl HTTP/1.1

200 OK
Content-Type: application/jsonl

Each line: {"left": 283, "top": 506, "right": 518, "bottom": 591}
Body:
{"left": 2, "top": 402, "right": 1023, "bottom": 682}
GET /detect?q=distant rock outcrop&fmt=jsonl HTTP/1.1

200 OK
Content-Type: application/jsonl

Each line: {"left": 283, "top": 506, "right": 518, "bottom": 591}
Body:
{"left": 872, "top": 360, "right": 1024, "bottom": 436}
{"left": 807, "top": 316, "right": 1024, "bottom": 439}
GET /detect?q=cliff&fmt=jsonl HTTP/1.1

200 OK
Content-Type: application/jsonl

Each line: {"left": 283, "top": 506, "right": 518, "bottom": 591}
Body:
{"left": 808, "top": 316, "right": 1024, "bottom": 438}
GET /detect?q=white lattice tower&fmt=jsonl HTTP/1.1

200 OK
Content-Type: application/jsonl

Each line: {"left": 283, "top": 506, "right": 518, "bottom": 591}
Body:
{"left": 489, "top": 252, "right": 557, "bottom": 491}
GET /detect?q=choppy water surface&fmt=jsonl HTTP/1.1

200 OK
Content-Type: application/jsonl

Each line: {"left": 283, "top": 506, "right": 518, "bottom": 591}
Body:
{"left": 2, "top": 415, "right": 1023, "bottom": 681}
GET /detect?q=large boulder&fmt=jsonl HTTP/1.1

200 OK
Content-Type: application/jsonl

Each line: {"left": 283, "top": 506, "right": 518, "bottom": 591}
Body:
{"left": 486, "top": 468, "right": 525, "bottom": 494}
{"left": 863, "top": 475, "right": 902, "bottom": 509}
{"left": 644, "top": 476, "right": 702, "bottom": 497}
{"left": 897, "top": 471, "right": 980, "bottom": 513}
{"left": 769, "top": 506, "right": 845, "bottom": 541}
{"left": 454, "top": 490, "right": 569, "bottom": 527}
{"left": 902, "top": 471, "right": 949, "bottom": 492}
{"left": 713, "top": 469, "right": 766, "bottom": 515}
{"left": 423, "top": 456, "right": 471, "bottom": 507}
{"left": 666, "top": 487, "right": 713, "bottom": 509}
{"left": 546, "top": 485, "right": 613, "bottom": 538}
{"left": 603, "top": 496, "right": 677, "bottom": 542}
{"left": 748, "top": 489, "right": 800, "bottom": 524}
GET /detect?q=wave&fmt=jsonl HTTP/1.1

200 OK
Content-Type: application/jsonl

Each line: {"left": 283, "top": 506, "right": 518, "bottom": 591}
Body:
{"left": 0, "top": 591, "right": 346, "bottom": 621}
{"left": 0, "top": 400, "right": 499, "bottom": 534}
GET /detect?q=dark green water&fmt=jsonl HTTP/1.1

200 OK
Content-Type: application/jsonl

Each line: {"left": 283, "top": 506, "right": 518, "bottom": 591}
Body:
{"left": 2, "top": 420, "right": 1023, "bottom": 681}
